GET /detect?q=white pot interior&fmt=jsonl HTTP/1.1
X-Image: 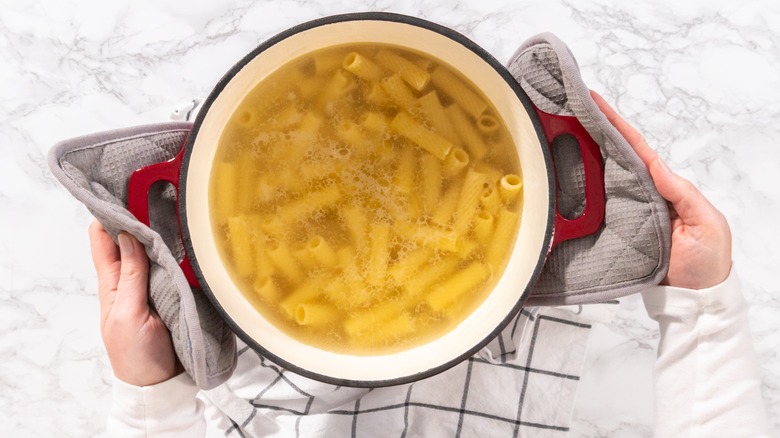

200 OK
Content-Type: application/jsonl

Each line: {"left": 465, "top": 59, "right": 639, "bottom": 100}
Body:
{"left": 185, "top": 17, "right": 552, "bottom": 383}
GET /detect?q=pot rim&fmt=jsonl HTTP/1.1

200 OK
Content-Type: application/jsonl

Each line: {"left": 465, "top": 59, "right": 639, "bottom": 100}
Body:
{"left": 179, "top": 11, "right": 556, "bottom": 387}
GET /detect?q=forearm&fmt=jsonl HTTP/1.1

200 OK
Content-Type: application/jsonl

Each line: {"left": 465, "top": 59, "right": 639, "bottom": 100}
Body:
{"left": 107, "top": 372, "right": 206, "bottom": 437}
{"left": 642, "top": 269, "right": 769, "bottom": 437}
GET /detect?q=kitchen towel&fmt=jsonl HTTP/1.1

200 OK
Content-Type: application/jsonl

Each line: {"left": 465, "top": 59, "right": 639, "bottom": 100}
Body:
{"left": 48, "top": 32, "right": 669, "bottom": 390}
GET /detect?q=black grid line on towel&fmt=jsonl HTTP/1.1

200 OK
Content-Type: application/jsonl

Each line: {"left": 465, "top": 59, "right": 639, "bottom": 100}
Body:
{"left": 223, "top": 309, "right": 590, "bottom": 437}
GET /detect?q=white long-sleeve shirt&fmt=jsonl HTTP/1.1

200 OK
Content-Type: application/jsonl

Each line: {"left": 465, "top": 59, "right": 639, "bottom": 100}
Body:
{"left": 641, "top": 271, "right": 769, "bottom": 437}
{"left": 105, "top": 270, "right": 770, "bottom": 437}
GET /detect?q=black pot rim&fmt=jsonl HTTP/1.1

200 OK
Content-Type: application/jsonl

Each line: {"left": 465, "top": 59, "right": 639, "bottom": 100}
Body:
{"left": 179, "top": 11, "right": 556, "bottom": 388}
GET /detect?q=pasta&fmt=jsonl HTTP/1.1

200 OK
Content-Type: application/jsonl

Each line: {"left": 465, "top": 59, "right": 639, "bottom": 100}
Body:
{"left": 267, "top": 241, "right": 304, "bottom": 285}
{"left": 367, "top": 223, "right": 391, "bottom": 286}
{"left": 486, "top": 208, "right": 520, "bottom": 267}
{"left": 453, "top": 170, "right": 488, "bottom": 235}
{"left": 499, "top": 174, "right": 523, "bottom": 203}
{"left": 294, "top": 303, "right": 339, "bottom": 326}
{"left": 442, "top": 147, "right": 469, "bottom": 177}
{"left": 444, "top": 104, "right": 488, "bottom": 160}
{"left": 375, "top": 49, "right": 430, "bottom": 91}
{"left": 210, "top": 43, "right": 522, "bottom": 355}
{"left": 477, "top": 113, "right": 500, "bottom": 135}
{"left": 342, "top": 52, "right": 384, "bottom": 81}
{"left": 381, "top": 74, "right": 417, "bottom": 110}
{"left": 253, "top": 276, "right": 279, "bottom": 302}
{"left": 390, "top": 111, "right": 453, "bottom": 160}
{"left": 425, "top": 262, "right": 490, "bottom": 311}
{"left": 227, "top": 216, "right": 254, "bottom": 277}
{"left": 306, "top": 235, "right": 337, "bottom": 267}
{"left": 430, "top": 67, "right": 488, "bottom": 118}
{"left": 418, "top": 153, "right": 441, "bottom": 214}
{"left": 415, "top": 90, "right": 461, "bottom": 146}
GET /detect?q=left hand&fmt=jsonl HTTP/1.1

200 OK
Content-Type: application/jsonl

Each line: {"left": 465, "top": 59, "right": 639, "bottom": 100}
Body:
{"left": 88, "top": 220, "right": 181, "bottom": 386}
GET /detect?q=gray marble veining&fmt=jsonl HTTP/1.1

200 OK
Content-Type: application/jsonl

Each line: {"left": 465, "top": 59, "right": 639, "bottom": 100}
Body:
{"left": 2, "top": 0, "right": 778, "bottom": 436}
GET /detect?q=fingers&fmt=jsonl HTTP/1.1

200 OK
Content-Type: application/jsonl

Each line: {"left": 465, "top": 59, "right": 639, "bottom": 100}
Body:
{"left": 115, "top": 233, "right": 151, "bottom": 317}
{"left": 647, "top": 158, "right": 719, "bottom": 227}
{"left": 590, "top": 90, "right": 720, "bottom": 226}
{"left": 88, "top": 220, "right": 121, "bottom": 303}
{"left": 590, "top": 90, "right": 658, "bottom": 167}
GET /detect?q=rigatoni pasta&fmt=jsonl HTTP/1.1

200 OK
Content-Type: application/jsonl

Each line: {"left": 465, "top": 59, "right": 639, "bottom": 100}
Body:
{"left": 210, "top": 43, "right": 522, "bottom": 355}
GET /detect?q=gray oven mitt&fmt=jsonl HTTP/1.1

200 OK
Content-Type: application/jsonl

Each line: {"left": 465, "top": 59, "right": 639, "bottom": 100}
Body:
{"left": 511, "top": 33, "right": 671, "bottom": 306}
{"left": 48, "top": 123, "right": 236, "bottom": 390}
{"left": 48, "top": 33, "right": 670, "bottom": 389}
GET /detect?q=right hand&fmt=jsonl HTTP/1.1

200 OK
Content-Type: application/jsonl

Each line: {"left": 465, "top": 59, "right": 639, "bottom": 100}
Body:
{"left": 591, "top": 91, "right": 732, "bottom": 290}
{"left": 88, "top": 220, "right": 181, "bottom": 386}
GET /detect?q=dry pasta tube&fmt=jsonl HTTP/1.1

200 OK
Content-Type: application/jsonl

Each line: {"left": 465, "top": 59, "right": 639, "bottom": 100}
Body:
{"left": 390, "top": 111, "right": 453, "bottom": 160}
{"left": 442, "top": 147, "right": 470, "bottom": 177}
{"left": 425, "top": 262, "right": 490, "bottom": 311}
{"left": 342, "top": 52, "right": 384, "bottom": 81}
{"left": 499, "top": 174, "right": 523, "bottom": 203}
{"left": 375, "top": 49, "right": 430, "bottom": 91}
{"left": 294, "top": 303, "right": 340, "bottom": 326}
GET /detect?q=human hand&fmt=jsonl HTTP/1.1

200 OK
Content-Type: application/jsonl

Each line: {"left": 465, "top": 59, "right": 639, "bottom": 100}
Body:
{"left": 88, "top": 220, "right": 181, "bottom": 386}
{"left": 591, "top": 91, "right": 732, "bottom": 289}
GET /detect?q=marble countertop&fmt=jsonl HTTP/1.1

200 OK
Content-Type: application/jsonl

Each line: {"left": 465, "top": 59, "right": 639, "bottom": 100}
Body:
{"left": 2, "top": 0, "right": 778, "bottom": 436}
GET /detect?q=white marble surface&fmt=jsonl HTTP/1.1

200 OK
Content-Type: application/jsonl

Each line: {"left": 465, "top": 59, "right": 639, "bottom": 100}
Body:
{"left": 2, "top": 0, "right": 778, "bottom": 436}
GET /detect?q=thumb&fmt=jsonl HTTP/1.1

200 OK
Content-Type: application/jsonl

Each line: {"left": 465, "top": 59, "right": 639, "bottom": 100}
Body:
{"left": 116, "top": 233, "right": 151, "bottom": 315}
{"left": 648, "top": 157, "right": 715, "bottom": 226}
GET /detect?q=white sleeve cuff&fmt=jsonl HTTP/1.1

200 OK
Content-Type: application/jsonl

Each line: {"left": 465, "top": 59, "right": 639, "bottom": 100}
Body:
{"left": 108, "top": 372, "right": 205, "bottom": 437}
{"left": 641, "top": 267, "right": 741, "bottom": 319}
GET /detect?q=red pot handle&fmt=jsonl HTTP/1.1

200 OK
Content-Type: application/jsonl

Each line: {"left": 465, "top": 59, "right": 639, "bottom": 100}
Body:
{"left": 532, "top": 106, "right": 606, "bottom": 250}
{"left": 127, "top": 147, "right": 200, "bottom": 287}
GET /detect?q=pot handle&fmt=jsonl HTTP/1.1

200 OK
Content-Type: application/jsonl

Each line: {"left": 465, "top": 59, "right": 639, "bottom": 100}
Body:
{"left": 532, "top": 106, "right": 606, "bottom": 249}
{"left": 127, "top": 147, "right": 200, "bottom": 287}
